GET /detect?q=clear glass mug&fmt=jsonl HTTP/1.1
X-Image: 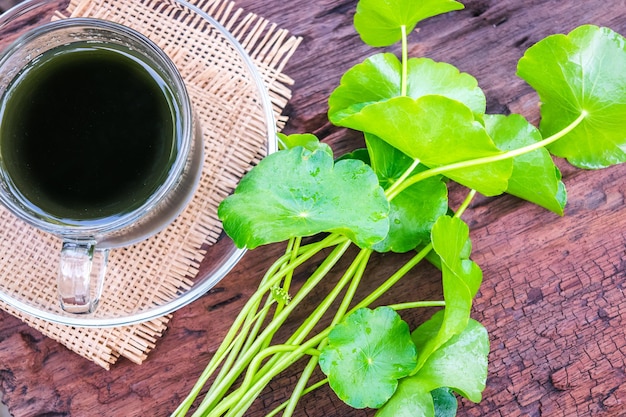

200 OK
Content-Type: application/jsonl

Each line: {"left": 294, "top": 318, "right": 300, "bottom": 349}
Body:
{"left": 0, "top": 18, "right": 203, "bottom": 314}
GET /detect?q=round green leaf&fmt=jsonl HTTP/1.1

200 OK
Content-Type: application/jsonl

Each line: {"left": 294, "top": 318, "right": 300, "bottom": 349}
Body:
{"left": 337, "top": 135, "right": 448, "bottom": 253}
{"left": 333, "top": 95, "right": 512, "bottom": 196}
{"left": 218, "top": 147, "right": 389, "bottom": 249}
{"left": 411, "top": 311, "right": 490, "bottom": 403}
{"left": 329, "top": 53, "right": 402, "bottom": 117}
{"left": 416, "top": 216, "right": 482, "bottom": 371}
{"left": 517, "top": 25, "right": 626, "bottom": 168}
{"left": 319, "top": 307, "right": 418, "bottom": 409}
{"left": 375, "top": 377, "right": 435, "bottom": 417}
{"left": 365, "top": 134, "right": 448, "bottom": 253}
{"left": 277, "top": 132, "right": 333, "bottom": 156}
{"left": 354, "top": 0, "right": 464, "bottom": 47}
{"left": 407, "top": 58, "right": 487, "bottom": 117}
{"left": 336, "top": 148, "right": 371, "bottom": 164}
{"left": 365, "top": 133, "right": 416, "bottom": 190}
{"left": 432, "top": 215, "right": 482, "bottom": 298}
{"left": 432, "top": 387, "right": 458, "bottom": 417}
{"left": 374, "top": 381, "right": 459, "bottom": 417}
{"left": 484, "top": 114, "right": 566, "bottom": 215}
{"left": 329, "top": 54, "right": 485, "bottom": 123}
{"left": 373, "top": 179, "right": 448, "bottom": 253}
{"left": 406, "top": 57, "right": 486, "bottom": 119}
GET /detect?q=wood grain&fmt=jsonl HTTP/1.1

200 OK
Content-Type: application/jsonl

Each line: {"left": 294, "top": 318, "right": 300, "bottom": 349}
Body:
{"left": 1, "top": 0, "right": 626, "bottom": 416}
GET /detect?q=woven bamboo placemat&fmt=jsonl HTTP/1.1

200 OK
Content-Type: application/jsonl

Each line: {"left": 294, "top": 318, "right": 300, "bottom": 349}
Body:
{"left": 0, "top": 0, "right": 300, "bottom": 369}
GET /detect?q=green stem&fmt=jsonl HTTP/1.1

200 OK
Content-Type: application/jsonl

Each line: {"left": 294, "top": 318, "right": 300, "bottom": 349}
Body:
{"left": 282, "top": 249, "right": 371, "bottom": 416}
{"left": 283, "top": 249, "right": 371, "bottom": 346}
{"left": 283, "top": 355, "right": 323, "bottom": 417}
{"left": 401, "top": 24, "right": 408, "bottom": 96}
{"left": 179, "top": 234, "right": 345, "bottom": 415}
{"left": 171, "top": 254, "right": 289, "bottom": 416}
{"left": 351, "top": 243, "right": 433, "bottom": 314}
{"left": 354, "top": 187, "right": 476, "bottom": 313}
{"left": 217, "top": 331, "right": 331, "bottom": 417}
{"left": 266, "top": 379, "right": 329, "bottom": 417}
{"left": 242, "top": 248, "right": 369, "bottom": 408}
{"left": 216, "top": 250, "right": 371, "bottom": 416}
{"left": 194, "top": 240, "right": 351, "bottom": 416}
{"left": 204, "top": 295, "right": 276, "bottom": 407}
{"left": 454, "top": 189, "right": 477, "bottom": 219}
{"left": 256, "top": 237, "right": 302, "bottom": 354}
{"left": 387, "top": 111, "right": 588, "bottom": 200}
{"left": 245, "top": 344, "right": 320, "bottom": 389}
{"left": 233, "top": 239, "right": 299, "bottom": 384}
{"left": 209, "top": 344, "right": 320, "bottom": 416}
{"left": 200, "top": 238, "right": 307, "bottom": 409}
{"left": 385, "top": 158, "right": 420, "bottom": 200}
{"left": 389, "top": 300, "right": 446, "bottom": 311}
{"left": 238, "top": 295, "right": 274, "bottom": 363}
{"left": 275, "top": 237, "right": 301, "bottom": 315}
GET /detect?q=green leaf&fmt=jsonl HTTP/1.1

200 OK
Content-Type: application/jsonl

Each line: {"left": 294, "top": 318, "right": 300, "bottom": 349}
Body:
{"left": 484, "top": 114, "right": 567, "bottom": 215}
{"left": 376, "top": 383, "right": 458, "bottom": 417}
{"left": 416, "top": 216, "right": 482, "bottom": 370}
{"left": 375, "top": 377, "right": 434, "bottom": 417}
{"left": 329, "top": 53, "right": 401, "bottom": 117}
{"left": 277, "top": 132, "right": 333, "bottom": 157}
{"left": 412, "top": 311, "right": 489, "bottom": 403}
{"left": 365, "top": 133, "right": 415, "bottom": 190}
{"left": 406, "top": 57, "right": 486, "bottom": 119}
{"left": 517, "top": 25, "right": 626, "bottom": 169}
{"left": 431, "top": 388, "right": 458, "bottom": 417}
{"left": 377, "top": 313, "right": 488, "bottom": 417}
{"left": 336, "top": 148, "right": 371, "bottom": 164}
{"left": 354, "top": 0, "right": 464, "bottom": 47}
{"left": 432, "top": 216, "right": 482, "bottom": 299}
{"left": 333, "top": 94, "right": 512, "bottom": 196}
{"left": 365, "top": 134, "right": 448, "bottom": 253}
{"left": 319, "top": 307, "right": 418, "bottom": 409}
{"left": 374, "top": 181, "right": 448, "bottom": 253}
{"left": 218, "top": 147, "right": 389, "bottom": 249}
{"left": 329, "top": 54, "right": 485, "bottom": 121}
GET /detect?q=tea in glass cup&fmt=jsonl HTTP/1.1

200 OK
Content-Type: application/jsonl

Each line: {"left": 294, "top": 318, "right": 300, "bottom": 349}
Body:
{"left": 0, "top": 18, "right": 202, "bottom": 314}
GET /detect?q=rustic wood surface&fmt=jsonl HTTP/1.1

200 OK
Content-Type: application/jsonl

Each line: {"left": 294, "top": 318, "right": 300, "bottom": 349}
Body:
{"left": 1, "top": 0, "right": 626, "bottom": 416}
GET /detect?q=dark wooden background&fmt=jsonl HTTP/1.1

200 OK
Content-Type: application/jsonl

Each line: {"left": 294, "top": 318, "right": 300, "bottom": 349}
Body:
{"left": 1, "top": 0, "right": 626, "bottom": 416}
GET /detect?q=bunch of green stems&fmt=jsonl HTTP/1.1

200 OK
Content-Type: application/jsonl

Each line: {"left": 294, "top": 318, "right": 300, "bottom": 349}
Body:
{"left": 172, "top": 189, "right": 477, "bottom": 417}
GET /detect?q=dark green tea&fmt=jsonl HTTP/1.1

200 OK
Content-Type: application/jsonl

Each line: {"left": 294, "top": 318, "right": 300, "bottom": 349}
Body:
{"left": 0, "top": 42, "right": 178, "bottom": 224}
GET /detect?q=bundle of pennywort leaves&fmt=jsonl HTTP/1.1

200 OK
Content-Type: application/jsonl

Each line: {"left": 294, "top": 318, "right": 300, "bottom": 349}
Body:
{"left": 172, "top": 0, "right": 626, "bottom": 416}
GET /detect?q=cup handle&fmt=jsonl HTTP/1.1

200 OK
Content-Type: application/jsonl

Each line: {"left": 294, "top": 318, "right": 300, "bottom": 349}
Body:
{"left": 57, "top": 240, "right": 108, "bottom": 314}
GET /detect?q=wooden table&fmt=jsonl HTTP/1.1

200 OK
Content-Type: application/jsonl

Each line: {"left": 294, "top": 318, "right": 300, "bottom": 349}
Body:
{"left": 1, "top": 0, "right": 625, "bottom": 416}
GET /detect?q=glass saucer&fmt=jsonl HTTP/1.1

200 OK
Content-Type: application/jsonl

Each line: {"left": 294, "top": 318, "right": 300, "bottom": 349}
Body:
{"left": 0, "top": 0, "right": 276, "bottom": 327}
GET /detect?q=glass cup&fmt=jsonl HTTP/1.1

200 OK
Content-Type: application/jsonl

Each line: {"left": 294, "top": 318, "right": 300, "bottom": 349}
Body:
{"left": 0, "top": 17, "right": 202, "bottom": 314}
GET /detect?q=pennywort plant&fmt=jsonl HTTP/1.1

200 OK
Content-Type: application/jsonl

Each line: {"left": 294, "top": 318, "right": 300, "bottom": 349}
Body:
{"left": 173, "top": 0, "right": 626, "bottom": 416}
